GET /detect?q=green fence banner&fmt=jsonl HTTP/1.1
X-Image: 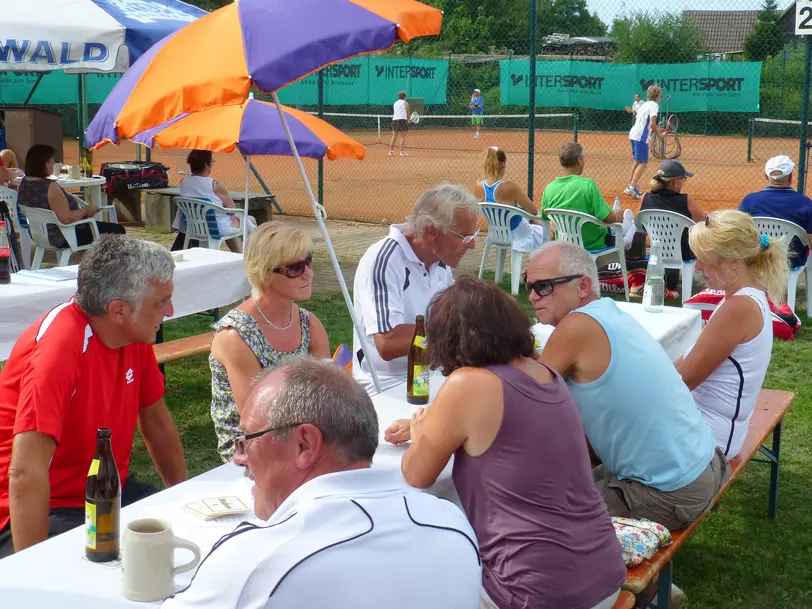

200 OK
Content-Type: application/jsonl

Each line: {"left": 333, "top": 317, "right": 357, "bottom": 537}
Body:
{"left": 277, "top": 57, "right": 448, "bottom": 106}
{"left": 500, "top": 60, "right": 762, "bottom": 112}
{"left": 0, "top": 71, "right": 122, "bottom": 105}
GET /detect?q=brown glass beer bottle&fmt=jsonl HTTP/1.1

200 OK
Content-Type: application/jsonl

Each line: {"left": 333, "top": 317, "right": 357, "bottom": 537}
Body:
{"left": 407, "top": 315, "right": 430, "bottom": 405}
{"left": 85, "top": 427, "right": 121, "bottom": 562}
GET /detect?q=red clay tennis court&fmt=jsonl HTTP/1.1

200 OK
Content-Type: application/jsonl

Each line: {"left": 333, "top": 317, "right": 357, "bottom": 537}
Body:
{"left": 65, "top": 126, "right": 801, "bottom": 224}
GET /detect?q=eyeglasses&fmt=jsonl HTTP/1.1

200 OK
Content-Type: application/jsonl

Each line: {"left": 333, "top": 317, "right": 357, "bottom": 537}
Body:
{"left": 274, "top": 253, "right": 313, "bottom": 278}
{"left": 446, "top": 228, "right": 480, "bottom": 245}
{"left": 233, "top": 423, "right": 301, "bottom": 458}
{"left": 521, "top": 272, "right": 583, "bottom": 297}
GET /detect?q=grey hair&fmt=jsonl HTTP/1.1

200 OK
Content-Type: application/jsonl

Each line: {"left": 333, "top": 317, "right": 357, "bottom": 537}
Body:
{"left": 76, "top": 235, "right": 175, "bottom": 317}
{"left": 254, "top": 358, "right": 379, "bottom": 464}
{"left": 406, "top": 183, "right": 481, "bottom": 236}
{"left": 531, "top": 241, "right": 600, "bottom": 296}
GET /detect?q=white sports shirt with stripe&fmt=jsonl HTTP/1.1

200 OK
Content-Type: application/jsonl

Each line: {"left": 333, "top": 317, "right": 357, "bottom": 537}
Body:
{"left": 688, "top": 287, "right": 773, "bottom": 458}
{"left": 352, "top": 224, "right": 454, "bottom": 394}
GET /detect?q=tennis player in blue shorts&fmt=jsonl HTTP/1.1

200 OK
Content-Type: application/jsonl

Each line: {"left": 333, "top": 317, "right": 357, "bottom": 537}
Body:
{"left": 625, "top": 85, "right": 664, "bottom": 199}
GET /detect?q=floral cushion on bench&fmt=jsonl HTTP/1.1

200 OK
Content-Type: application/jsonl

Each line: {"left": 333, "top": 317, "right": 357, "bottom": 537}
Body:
{"left": 612, "top": 517, "right": 672, "bottom": 566}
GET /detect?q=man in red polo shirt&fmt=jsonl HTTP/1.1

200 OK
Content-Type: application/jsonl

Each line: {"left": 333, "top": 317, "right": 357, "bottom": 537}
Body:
{"left": 0, "top": 235, "right": 188, "bottom": 558}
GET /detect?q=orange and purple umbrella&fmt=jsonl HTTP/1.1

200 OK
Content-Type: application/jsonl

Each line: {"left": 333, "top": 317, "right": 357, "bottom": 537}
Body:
{"left": 96, "top": 98, "right": 366, "bottom": 161}
{"left": 86, "top": 0, "right": 442, "bottom": 148}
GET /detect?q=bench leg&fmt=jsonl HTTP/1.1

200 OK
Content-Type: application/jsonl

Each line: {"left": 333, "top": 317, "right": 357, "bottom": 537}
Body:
{"left": 762, "top": 420, "right": 782, "bottom": 519}
{"left": 636, "top": 561, "right": 673, "bottom": 609}
{"left": 656, "top": 561, "right": 673, "bottom": 609}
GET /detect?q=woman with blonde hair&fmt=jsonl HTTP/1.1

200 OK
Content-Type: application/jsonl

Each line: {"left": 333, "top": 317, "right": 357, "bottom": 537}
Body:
{"left": 473, "top": 146, "right": 545, "bottom": 252}
{"left": 208, "top": 221, "right": 330, "bottom": 462}
{"left": 677, "top": 210, "right": 787, "bottom": 458}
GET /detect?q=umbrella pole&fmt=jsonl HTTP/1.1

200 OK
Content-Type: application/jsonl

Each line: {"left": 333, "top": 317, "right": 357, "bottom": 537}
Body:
{"left": 243, "top": 156, "right": 251, "bottom": 246}
{"left": 270, "top": 92, "right": 383, "bottom": 394}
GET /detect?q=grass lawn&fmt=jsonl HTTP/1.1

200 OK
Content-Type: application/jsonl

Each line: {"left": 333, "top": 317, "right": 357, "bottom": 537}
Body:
{"left": 133, "top": 277, "right": 812, "bottom": 608}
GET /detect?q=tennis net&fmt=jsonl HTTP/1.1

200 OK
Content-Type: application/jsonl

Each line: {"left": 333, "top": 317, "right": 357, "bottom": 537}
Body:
{"left": 310, "top": 112, "right": 578, "bottom": 148}
{"left": 747, "top": 118, "right": 811, "bottom": 162}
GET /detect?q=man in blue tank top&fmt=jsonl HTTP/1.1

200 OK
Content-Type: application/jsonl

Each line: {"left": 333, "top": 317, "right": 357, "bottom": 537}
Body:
{"left": 526, "top": 241, "right": 729, "bottom": 532}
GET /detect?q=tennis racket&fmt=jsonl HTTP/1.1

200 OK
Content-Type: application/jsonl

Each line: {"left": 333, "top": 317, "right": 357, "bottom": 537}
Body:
{"left": 410, "top": 111, "right": 420, "bottom": 124}
{"left": 624, "top": 105, "right": 633, "bottom": 113}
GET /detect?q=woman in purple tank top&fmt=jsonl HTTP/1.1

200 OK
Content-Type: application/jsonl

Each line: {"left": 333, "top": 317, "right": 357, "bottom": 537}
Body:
{"left": 391, "top": 277, "right": 625, "bottom": 609}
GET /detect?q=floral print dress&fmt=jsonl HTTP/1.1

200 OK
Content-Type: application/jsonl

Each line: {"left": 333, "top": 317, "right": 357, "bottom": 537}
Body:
{"left": 209, "top": 307, "right": 311, "bottom": 462}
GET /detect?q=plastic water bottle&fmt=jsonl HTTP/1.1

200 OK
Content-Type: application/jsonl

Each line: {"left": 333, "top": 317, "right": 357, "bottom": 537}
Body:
{"left": 643, "top": 240, "right": 665, "bottom": 313}
{"left": 613, "top": 196, "right": 621, "bottom": 217}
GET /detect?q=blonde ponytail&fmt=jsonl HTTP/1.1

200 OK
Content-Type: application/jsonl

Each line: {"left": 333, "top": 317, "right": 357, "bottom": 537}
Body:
{"left": 752, "top": 235, "right": 789, "bottom": 303}
{"left": 649, "top": 173, "right": 672, "bottom": 191}
{"left": 482, "top": 146, "right": 505, "bottom": 182}
{"left": 689, "top": 210, "right": 789, "bottom": 302}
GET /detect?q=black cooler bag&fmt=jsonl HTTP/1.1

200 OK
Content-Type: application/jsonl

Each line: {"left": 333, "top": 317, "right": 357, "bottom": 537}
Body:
{"left": 100, "top": 161, "right": 169, "bottom": 193}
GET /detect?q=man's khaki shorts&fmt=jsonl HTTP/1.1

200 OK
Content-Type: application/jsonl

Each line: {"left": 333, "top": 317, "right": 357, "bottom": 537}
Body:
{"left": 593, "top": 447, "right": 730, "bottom": 530}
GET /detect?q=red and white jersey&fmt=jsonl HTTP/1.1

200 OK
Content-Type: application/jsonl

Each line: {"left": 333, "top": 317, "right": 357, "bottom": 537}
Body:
{"left": 0, "top": 301, "right": 165, "bottom": 530}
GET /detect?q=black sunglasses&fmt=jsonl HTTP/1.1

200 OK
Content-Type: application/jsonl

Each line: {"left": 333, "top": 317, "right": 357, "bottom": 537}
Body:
{"left": 233, "top": 423, "right": 302, "bottom": 458}
{"left": 274, "top": 253, "right": 313, "bottom": 278}
{"left": 521, "top": 272, "right": 583, "bottom": 297}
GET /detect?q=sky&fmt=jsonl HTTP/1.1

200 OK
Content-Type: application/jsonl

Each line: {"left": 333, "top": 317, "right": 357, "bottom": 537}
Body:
{"left": 586, "top": 0, "right": 790, "bottom": 28}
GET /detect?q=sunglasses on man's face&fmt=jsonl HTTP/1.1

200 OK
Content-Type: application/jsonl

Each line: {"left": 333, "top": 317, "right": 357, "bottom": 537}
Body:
{"left": 232, "top": 423, "right": 301, "bottom": 458}
{"left": 521, "top": 272, "right": 583, "bottom": 297}
{"left": 274, "top": 253, "right": 313, "bottom": 278}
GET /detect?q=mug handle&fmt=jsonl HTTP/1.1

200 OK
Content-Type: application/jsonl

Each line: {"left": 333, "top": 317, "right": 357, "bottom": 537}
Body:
{"left": 171, "top": 535, "right": 202, "bottom": 576}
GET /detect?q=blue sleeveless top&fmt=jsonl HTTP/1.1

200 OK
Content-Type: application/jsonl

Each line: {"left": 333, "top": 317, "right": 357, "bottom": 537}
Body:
{"left": 483, "top": 180, "right": 524, "bottom": 231}
{"left": 565, "top": 298, "right": 716, "bottom": 491}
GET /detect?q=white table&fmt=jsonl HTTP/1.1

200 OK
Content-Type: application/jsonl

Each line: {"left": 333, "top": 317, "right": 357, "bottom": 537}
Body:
{"left": 0, "top": 463, "right": 253, "bottom": 608}
{"left": 0, "top": 387, "right": 456, "bottom": 607}
{"left": 11, "top": 175, "right": 115, "bottom": 222}
{"left": 532, "top": 301, "right": 702, "bottom": 362}
{"left": 0, "top": 248, "right": 250, "bottom": 360}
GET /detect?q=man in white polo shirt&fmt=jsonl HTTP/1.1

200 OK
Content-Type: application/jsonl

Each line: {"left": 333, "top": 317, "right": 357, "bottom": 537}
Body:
{"left": 352, "top": 183, "right": 481, "bottom": 394}
{"left": 163, "top": 359, "right": 481, "bottom": 609}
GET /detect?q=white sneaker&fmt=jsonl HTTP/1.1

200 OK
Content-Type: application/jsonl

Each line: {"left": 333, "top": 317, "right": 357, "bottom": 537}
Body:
{"left": 400, "top": 151, "right": 408, "bottom": 157}
{"left": 388, "top": 151, "right": 394, "bottom": 157}
{"left": 623, "top": 185, "right": 635, "bottom": 197}
{"left": 474, "top": 132, "right": 480, "bottom": 139}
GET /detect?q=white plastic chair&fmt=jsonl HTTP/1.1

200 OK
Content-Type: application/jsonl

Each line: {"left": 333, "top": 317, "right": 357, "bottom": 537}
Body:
{"left": 19, "top": 205, "right": 100, "bottom": 269}
{"left": 634, "top": 210, "right": 697, "bottom": 304}
{"left": 753, "top": 216, "right": 811, "bottom": 314}
{"left": 478, "top": 202, "right": 549, "bottom": 296}
{"left": 173, "top": 197, "right": 246, "bottom": 250}
{"left": 0, "top": 186, "right": 32, "bottom": 269}
{"left": 545, "top": 208, "right": 629, "bottom": 301}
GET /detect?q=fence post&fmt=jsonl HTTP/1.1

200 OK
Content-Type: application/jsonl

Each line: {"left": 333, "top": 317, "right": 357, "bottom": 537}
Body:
{"left": 780, "top": 46, "right": 787, "bottom": 138}
{"left": 527, "top": 0, "right": 537, "bottom": 199}
{"left": 747, "top": 118, "right": 753, "bottom": 163}
{"left": 798, "top": 37, "right": 812, "bottom": 195}
{"left": 317, "top": 68, "right": 324, "bottom": 205}
{"left": 76, "top": 74, "right": 84, "bottom": 151}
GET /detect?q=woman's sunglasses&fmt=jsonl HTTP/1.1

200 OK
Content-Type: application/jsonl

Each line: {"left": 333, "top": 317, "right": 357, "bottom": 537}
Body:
{"left": 274, "top": 253, "right": 313, "bottom": 278}
{"left": 521, "top": 271, "right": 583, "bottom": 297}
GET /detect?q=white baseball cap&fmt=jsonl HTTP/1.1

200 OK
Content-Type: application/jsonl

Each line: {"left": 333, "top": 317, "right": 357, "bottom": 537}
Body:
{"left": 473, "top": 88, "right": 480, "bottom": 93}
{"left": 765, "top": 155, "right": 795, "bottom": 179}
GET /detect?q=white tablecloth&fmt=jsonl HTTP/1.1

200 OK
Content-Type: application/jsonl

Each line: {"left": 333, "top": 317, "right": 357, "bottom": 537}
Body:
{"left": 532, "top": 301, "right": 702, "bottom": 362}
{"left": 0, "top": 386, "right": 456, "bottom": 608}
{"left": 0, "top": 248, "right": 250, "bottom": 360}
{"left": 11, "top": 175, "right": 106, "bottom": 207}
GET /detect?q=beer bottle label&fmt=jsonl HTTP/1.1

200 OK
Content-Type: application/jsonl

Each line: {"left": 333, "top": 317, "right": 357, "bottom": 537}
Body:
{"left": 85, "top": 502, "right": 97, "bottom": 550}
{"left": 412, "top": 365, "right": 429, "bottom": 398}
{"left": 413, "top": 336, "right": 427, "bottom": 349}
{"left": 87, "top": 459, "right": 99, "bottom": 477}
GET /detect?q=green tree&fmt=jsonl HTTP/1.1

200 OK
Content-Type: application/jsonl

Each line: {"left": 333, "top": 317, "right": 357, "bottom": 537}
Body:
{"left": 744, "top": 0, "right": 784, "bottom": 62}
{"left": 611, "top": 13, "right": 705, "bottom": 64}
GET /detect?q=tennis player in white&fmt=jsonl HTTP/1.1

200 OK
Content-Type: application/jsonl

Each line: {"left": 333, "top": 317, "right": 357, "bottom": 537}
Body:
{"left": 389, "top": 91, "right": 410, "bottom": 157}
{"left": 625, "top": 85, "right": 663, "bottom": 199}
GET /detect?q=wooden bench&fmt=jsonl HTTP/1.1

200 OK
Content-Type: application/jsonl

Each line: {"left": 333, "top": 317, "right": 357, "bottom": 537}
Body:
{"left": 623, "top": 388, "right": 794, "bottom": 608}
{"left": 153, "top": 332, "right": 214, "bottom": 365}
{"left": 612, "top": 591, "right": 636, "bottom": 609}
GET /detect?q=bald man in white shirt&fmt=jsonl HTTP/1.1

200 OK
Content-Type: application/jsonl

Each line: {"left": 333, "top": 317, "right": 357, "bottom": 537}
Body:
{"left": 163, "top": 359, "right": 481, "bottom": 609}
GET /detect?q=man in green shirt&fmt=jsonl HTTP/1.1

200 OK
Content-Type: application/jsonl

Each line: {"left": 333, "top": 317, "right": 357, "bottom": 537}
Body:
{"left": 541, "top": 142, "right": 635, "bottom": 251}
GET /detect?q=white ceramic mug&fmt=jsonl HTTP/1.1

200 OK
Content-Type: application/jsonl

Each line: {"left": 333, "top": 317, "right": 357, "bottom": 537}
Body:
{"left": 121, "top": 518, "right": 201, "bottom": 602}
{"left": 69, "top": 165, "right": 81, "bottom": 179}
